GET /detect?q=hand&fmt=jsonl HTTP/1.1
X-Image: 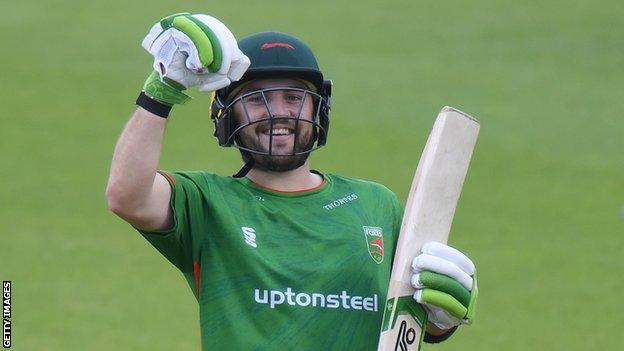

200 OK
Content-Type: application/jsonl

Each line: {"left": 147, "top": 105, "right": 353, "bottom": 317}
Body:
{"left": 140, "top": 13, "right": 250, "bottom": 105}
{"left": 411, "top": 242, "right": 478, "bottom": 330}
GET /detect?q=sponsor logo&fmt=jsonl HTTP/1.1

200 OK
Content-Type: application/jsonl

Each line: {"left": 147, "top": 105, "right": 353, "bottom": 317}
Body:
{"left": 241, "top": 227, "right": 257, "bottom": 248}
{"left": 323, "top": 193, "right": 358, "bottom": 210}
{"left": 363, "top": 226, "right": 384, "bottom": 264}
{"left": 254, "top": 288, "right": 378, "bottom": 312}
{"left": 395, "top": 320, "right": 417, "bottom": 351}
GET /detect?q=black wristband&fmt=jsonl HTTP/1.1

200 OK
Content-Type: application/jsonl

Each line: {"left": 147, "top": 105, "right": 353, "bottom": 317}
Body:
{"left": 136, "top": 91, "right": 173, "bottom": 118}
{"left": 423, "top": 326, "right": 458, "bottom": 344}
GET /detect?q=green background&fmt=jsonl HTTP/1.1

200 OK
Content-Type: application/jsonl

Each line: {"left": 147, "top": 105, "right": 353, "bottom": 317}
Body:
{"left": 2, "top": 0, "right": 622, "bottom": 350}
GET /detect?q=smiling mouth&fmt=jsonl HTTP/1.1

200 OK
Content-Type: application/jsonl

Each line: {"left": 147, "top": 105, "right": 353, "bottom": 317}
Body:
{"left": 261, "top": 127, "right": 295, "bottom": 136}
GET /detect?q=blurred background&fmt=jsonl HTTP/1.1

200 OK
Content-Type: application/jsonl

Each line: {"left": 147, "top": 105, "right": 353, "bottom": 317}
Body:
{"left": 1, "top": 0, "right": 622, "bottom": 350}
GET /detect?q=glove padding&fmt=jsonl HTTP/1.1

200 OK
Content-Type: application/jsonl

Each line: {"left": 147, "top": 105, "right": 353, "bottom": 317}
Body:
{"left": 411, "top": 242, "right": 478, "bottom": 330}
{"left": 142, "top": 13, "right": 250, "bottom": 93}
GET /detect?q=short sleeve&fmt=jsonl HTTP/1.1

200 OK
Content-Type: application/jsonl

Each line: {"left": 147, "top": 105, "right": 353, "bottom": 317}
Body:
{"left": 137, "top": 171, "right": 208, "bottom": 274}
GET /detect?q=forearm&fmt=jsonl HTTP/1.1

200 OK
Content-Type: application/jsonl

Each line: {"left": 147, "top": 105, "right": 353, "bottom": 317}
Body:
{"left": 106, "top": 107, "right": 167, "bottom": 214}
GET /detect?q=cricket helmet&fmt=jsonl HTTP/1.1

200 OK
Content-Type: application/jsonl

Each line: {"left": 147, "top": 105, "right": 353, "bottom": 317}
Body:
{"left": 211, "top": 31, "right": 332, "bottom": 152}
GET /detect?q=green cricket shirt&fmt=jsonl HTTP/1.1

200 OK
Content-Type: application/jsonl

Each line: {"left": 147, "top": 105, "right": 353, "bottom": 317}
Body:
{"left": 139, "top": 171, "right": 403, "bottom": 350}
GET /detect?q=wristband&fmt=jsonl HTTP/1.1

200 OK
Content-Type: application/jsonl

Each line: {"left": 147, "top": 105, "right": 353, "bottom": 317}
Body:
{"left": 136, "top": 91, "right": 173, "bottom": 118}
{"left": 423, "top": 326, "right": 458, "bottom": 344}
{"left": 142, "top": 71, "right": 191, "bottom": 106}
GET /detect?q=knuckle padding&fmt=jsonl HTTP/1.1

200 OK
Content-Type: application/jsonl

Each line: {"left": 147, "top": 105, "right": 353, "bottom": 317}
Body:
{"left": 183, "top": 15, "right": 223, "bottom": 72}
{"left": 419, "top": 271, "right": 471, "bottom": 307}
{"left": 413, "top": 254, "right": 473, "bottom": 290}
{"left": 171, "top": 16, "right": 216, "bottom": 69}
{"left": 420, "top": 289, "right": 467, "bottom": 319}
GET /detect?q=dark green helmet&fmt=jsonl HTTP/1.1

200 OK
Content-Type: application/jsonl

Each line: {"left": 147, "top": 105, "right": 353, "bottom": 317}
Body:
{"left": 219, "top": 31, "right": 327, "bottom": 99}
{"left": 211, "top": 31, "right": 332, "bottom": 154}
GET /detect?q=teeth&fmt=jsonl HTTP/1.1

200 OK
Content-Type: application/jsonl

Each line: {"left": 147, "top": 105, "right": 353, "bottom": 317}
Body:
{"left": 263, "top": 128, "right": 293, "bottom": 135}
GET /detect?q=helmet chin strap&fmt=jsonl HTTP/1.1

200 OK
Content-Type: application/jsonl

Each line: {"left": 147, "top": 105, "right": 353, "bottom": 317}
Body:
{"left": 233, "top": 159, "right": 255, "bottom": 178}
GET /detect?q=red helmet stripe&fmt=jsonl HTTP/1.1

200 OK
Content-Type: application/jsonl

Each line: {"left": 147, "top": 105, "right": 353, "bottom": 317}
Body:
{"left": 261, "top": 42, "right": 295, "bottom": 50}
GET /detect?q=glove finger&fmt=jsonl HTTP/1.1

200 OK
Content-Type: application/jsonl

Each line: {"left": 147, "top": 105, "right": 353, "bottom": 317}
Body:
{"left": 421, "top": 242, "right": 475, "bottom": 275}
{"left": 144, "top": 27, "right": 201, "bottom": 75}
{"left": 197, "top": 52, "right": 249, "bottom": 92}
{"left": 417, "top": 300, "right": 462, "bottom": 330}
{"left": 414, "top": 289, "right": 467, "bottom": 320}
{"left": 163, "top": 51, "right": 201, "bottom": 88}
{"left": 152, "top": 37, "right": 182, "bottom": 77}
{"left": 199, "top": 76, "right": 232, "bottom": 92}
{"left": 412, "top": 254, "right": 473, "bottom": 290}
{"left": 150, "top": 14, "right": 205, "bottom": 71}
{"left": 167, "top": 30, "right": 204, "bottom": 71}
{"left": 147, "top": 29, "right": 172, "bottom": 55}
{"left": 412, "top": 271, "right": 471, "bottom": 307}
{"left": 227, "top": 54, "right": 251, "bottom": 82}
{"left": 142, "top": 22, "right": 166, "bottom": 52}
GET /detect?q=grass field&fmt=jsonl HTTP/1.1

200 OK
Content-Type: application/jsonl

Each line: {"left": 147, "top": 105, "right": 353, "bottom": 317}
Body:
{"left": 2, "top": 0, "right": 623, "bottom": 350}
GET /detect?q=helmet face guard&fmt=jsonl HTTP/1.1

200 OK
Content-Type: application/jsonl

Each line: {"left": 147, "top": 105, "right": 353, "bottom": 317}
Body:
{"left": 212, "top": 85, "right": 330, "bottom": 156}
{"left": 211, "top": 31, "right": 332, "bottom": 158}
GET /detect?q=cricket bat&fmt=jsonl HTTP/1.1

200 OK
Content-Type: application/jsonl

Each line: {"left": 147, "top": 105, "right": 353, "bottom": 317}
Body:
{"left": 377, "top": 106, "right": 480, "bottom": 351}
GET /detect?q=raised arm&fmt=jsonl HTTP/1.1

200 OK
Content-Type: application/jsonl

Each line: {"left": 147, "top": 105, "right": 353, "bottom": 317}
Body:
{"left": 105, "top": 13, "right": 249, "bottom": 231}
{"left": 106, "top": 108, "right": 173, "bottom": 231}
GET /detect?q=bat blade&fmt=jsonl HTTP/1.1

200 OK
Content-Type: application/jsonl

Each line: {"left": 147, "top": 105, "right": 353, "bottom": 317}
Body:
{"left": 377, "top": 106, "right": 480, "bottom": 351}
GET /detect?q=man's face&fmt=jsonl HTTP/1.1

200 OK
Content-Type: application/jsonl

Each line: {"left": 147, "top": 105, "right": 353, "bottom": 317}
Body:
{"left": 231, "top": 78, "right": 317, "bottom": 172}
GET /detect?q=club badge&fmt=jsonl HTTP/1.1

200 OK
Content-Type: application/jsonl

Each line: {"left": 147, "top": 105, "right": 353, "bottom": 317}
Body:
{"left": 363, "top": 226, "right": 384, "bottom": 264}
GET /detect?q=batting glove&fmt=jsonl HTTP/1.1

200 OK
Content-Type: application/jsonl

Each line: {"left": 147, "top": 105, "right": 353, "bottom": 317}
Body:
{"left": 140, "top": 13, "right": 250, "bottom": 107}
{"left": 411, "top": 242, "right": 478, "bottom": 330}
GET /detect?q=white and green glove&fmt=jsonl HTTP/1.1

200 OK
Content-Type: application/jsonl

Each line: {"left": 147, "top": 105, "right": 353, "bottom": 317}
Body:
{"left": 411, "top": 242, "right": 478, "bottom": 330}
{"left": 139, "top": 13, "right": 250, "bottom": 108}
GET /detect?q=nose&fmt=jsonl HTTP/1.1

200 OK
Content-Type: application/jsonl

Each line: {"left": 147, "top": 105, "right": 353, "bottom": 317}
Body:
{"left": 268, "top": 93, "right": 295, "bottom": 117}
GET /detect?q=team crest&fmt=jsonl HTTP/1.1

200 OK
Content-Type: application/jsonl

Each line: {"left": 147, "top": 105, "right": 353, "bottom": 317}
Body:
{"left": 363, "top": 226, "right": 384, "bottom": 264}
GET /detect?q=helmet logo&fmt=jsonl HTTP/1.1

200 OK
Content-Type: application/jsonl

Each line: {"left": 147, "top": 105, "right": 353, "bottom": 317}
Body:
{"left": 261, "top": 42, "right": 295, "bottom": 50}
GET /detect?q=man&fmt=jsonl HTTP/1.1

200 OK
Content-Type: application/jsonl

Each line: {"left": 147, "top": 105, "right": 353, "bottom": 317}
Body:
{"left": 106, "top": 13, "right": 477, "bottom": 350}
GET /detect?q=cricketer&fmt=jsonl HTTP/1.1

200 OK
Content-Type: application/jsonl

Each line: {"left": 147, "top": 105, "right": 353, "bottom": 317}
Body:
{"left": 106, "top": 13, "right": 478, "bottom": 350}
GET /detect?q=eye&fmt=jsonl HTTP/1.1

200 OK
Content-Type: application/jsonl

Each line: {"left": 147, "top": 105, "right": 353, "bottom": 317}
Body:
{"left": 286, "top": 92, "right": 304, "bottom": 102}
{"left": 244, "top": 93, "right": 264, "bottom": 105}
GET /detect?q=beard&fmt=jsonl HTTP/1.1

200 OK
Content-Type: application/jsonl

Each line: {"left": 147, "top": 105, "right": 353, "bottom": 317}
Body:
{"left": 236, "top": 120, "right": 316, "bottom": 172}
{"left": 247, "top": 151, "right": 311, "bottom": 172}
